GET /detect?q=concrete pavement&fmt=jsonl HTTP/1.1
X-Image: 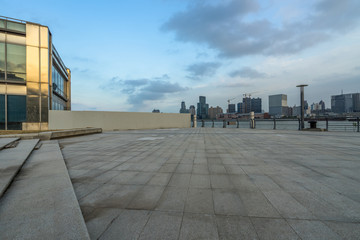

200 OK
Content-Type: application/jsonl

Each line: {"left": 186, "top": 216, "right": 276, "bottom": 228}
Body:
{"left": 60, "top": 128, "right": 360, "bottom": 240}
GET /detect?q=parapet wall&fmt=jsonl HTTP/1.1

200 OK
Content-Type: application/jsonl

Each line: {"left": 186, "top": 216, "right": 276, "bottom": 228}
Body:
{"left": 49, "top": 110, "right": 191, "bottom": 130}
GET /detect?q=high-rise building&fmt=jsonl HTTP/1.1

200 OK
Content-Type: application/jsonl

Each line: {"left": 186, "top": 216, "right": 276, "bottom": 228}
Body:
{"left": 227, "top": 104, "right": 236, "bottom": 113}
{"left": 251, "top": 97, "right": 262, "bottom": 113}
{"left": 269, "top": 94, "right": 288, "bottom": 117}
{"left": 179, "top": 101, "right": 189, "bottom": 113}
{"left": 237, "top": 102, "right": 244, "bottom": 113}
{"left": 0, "top": 16, "right": 71, "bottom": 130}
{"left": 189, "top": 105, "right": 196, "bottom": 116}
{"left": 208, "top": 106, "right": 223, "bottom": 119}
{"left": 243, "top": 97, "right": 251, "bottom": 113}
{"left": 331, "top": 93, "right": 360, "bottom": 113}
{"left": 197, "top": 96, "right": 209, "bottom": 119}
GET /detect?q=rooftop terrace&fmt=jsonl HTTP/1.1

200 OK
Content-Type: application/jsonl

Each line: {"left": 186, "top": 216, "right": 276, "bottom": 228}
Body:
{"left": 1, "top": 128, "right": 360, "bottom": 239}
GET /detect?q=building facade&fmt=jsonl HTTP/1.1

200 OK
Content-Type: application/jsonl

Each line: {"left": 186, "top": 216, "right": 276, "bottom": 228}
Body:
{"left": 208, "top": 106, "right": 223, "bottom": 119}
{"left": 227, "top": 104, "right": 235, "bottom": 113}
{"left": 0, "top": 16, "right": 71, "bottom": 130}
{"left": 269, "top": 94, "right": 287, "bottom": 117}
{"left": 331, "top": 93, "right": 360, "bottom": 113}
{"left": 251, "top": 97, "right": 262, "bottom": 113}
{"left": 179, "top": 101, "right": 189, "bottom": 113}
{"left": 197, "top": 96, "right": 209, "bottom": 119}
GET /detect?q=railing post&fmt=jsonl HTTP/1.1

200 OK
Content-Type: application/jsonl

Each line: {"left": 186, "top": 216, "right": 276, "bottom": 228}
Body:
{"left": 201, "top": 120, "right": 205, "bottom": 127}
{"left": 357, "top": 117, "right": 359, "bottom": 132}
{"left": 193, "top": 115, "right": 197, "bottom": 128}
{"left": 254, "top": 119, "right": 256, "bottom": 129}
{"left": 326, "top": 118, "right": 329, "bottom": 131}
{"left": 237, "top": 119, "right": 239, "bottom": 128}
{"left": 212, "top": 120, "right": 214, "bottom": 128}
{"left": 298, "top": 118, "right": 301, "bottom": 130}
{"left": 223, "top": 120, "right": 226, "bottom": 128}
{"left": 273, "top": 118, "right": 276, "bottom": 130}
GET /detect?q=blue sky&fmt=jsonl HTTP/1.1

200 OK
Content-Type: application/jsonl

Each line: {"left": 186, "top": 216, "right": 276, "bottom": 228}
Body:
{"left": 2, "top": 0, "right": 360, "bottom": 112}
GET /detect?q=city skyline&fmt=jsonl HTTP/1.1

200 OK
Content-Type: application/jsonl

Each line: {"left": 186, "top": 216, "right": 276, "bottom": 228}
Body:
{"left": 2, "top": 0, "right": 360, "bottom": 113}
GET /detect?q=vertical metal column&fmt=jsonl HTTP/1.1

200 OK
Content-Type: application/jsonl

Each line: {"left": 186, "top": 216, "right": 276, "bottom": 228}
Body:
{"left": 357, "top": 117, "right": 359, "bottom": 132}
{"left": 296, "top": 84, "right": 308, "bottom": 130}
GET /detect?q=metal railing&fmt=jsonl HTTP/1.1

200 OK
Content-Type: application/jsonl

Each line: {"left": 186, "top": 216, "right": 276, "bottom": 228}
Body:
{"left": 194, "top": 117, "right": 360, "bottom": 132}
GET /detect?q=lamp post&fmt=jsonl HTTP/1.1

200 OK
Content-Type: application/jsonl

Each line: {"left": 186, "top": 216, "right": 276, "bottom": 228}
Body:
{"left": 296, "top": 84, "right": 308, "bottom": 130}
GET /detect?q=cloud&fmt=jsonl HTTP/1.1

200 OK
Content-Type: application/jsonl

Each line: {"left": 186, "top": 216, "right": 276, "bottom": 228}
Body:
{"left": 101, "top": 75, "right": 188, "bottom": 107}
{"left": 186, "top": 62, "right": 221, "bottom": 80}
{"left": 162, "top": 0, "right": 360, "bottom": 58}
{"left": 229, "top": 67, "right": 267, "bottom": 79}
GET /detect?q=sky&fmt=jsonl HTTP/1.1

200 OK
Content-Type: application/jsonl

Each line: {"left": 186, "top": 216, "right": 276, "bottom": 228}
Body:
{"left": 2, "top": 0, "right": 360, "bottom": 113}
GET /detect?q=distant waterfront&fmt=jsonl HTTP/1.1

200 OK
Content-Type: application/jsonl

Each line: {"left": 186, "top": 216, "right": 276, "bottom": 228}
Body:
{"left": 196, "top": 120, "right": 358, "bottom": 132}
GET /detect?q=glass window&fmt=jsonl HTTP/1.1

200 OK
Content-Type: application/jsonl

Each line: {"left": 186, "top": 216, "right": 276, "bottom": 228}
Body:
{"left": 0, "top": 43, "right": 4, "bottom": 80}
{"left": 7, "top": 21, "right": 26, "bottom": 33}
{"left": 0, "top": 94, "right": 5, "bottom": 125}
{"left": 6, "top": 44, "right": 26, "bottom": 82}
{"left": 0, "top": 20, "right": 5, "bottom": 29}
{"left": 7, "top": 95, "right": 26, "bottom": 122}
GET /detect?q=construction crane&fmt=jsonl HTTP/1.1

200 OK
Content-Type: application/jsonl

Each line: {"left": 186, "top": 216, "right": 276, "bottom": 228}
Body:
{"left": 227, "top": 98, "right": 236, "bottom": 104}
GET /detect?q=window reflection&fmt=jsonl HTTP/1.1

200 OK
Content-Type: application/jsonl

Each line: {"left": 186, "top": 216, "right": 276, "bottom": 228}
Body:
{"left": 0, "top": 43, "right": 4, "bottom": 80}
{"left": 52, "top": 65, "right": 67, "bottom": 98}
{"left": 6, "top": 21, "right": 26, "bottom": 33}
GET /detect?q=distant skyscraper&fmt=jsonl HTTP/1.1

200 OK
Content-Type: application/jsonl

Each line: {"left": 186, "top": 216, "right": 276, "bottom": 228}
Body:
{"left": 251, "top": 98, "right": 262, "bottom": 113}
{"left": 209, "top": 106, "right": 223, "bottom": 119}
{"left": 189, "top": 105, "right": 196, "bottom": 116}
{"left": 179, "top": 101, "right": 189, "bottom": 113}
{"left": 227, "top": 104, "right": 236, "bottom": 113}
{"left": 269, "top": 94, "right": 288, "bottom": 116}
{"left": 242, "top": 97, "right": 251, "bottom": 113}
{"left": 331, "top": 93, "right": 360, "bottom": 113}
{"left": 237, "top": 102, "right": 244, "bottom": 113}
{"left": 197, "top": 96, "right": 209, "bottom": 119}
{"left": 152, "top": 109, "right": 160, "bottom": 113}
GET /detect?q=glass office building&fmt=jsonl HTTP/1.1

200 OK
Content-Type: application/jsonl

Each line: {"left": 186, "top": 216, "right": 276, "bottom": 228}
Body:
{"left": 0, "top": 16, "right": 71, "bottom": 130}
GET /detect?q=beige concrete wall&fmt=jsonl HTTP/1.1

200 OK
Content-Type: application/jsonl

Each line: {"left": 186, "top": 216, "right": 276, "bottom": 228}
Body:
{"left": 49, "top": 111, "right": 191, "bottom": 130}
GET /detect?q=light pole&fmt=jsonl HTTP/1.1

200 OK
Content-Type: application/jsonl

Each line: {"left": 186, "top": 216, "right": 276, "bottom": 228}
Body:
{"left": 296, "top": 84, "right": 308, "bottom": 130}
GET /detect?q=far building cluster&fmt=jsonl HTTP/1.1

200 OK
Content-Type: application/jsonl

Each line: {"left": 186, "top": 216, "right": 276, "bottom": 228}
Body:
{"left": 178, "top": 91, "right": 360, "bottom": 120}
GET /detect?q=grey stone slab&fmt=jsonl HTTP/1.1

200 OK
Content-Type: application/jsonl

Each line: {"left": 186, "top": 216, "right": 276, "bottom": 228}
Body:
{"left": 138, "top": 211, "right": 183, "bottom": 240}
{"left": 168, "top": 173, "right": 191, "bottom": 188}
{"left": 126, "top": 172, "right": 154, "bottom": 185}
{"left": 209, "top": 164, "right": 227, "bottom": 174}
{"left": 239, "top": 190, "right": 281, "bottom": 218}
{"left": 176, "top": 163, "right": 193, "bottom": 173}
{"left": 158, "top": 163, "right": 178, "bottom": 172}
{"left": 213, "top": 189, "right": 246, "bottom": 215}
{"left": 185, "top": 188, "right": 214, "bottom": 214}
{"left": 85, "top": 208, "right": 122, "bottom": 239}
{"left": 287, "top": 219, "right": 341, "bottom": 240}
{"left": 189, "top": 174, "right": 211, "bottom": 188}
{"left": 108, "top": 171, "right": 139, "bottom": 184}
{"left": 251, "top": 217, "right": 300, "bottom": 240}
{"left": 215, "top": 215, "right": 258, "bottom": 240}
{"left": 224, "top": 164, "right": 246, "bottom": 174}
{"left": 0, "top": 137, "right": 18, "bottom": 150}
{"left": 324, "top": 221, "right": 360, "bottom": 240}
{"left": 192, "top": 164, "right": 209, "bottom": 174}
{"left": 0, "top": 139, "right": 39, "bottom": 197}
{"left": 99, "top": 210, "right": 150, "bottom": 240}
{"left": 147, "top": 172, "right": 172, "bottom": 186}
{"left": 156, "top": 187, "right": 188, "bottom": 212}
{"left": 0, "top": 141, "right": 89, "bottom": 240}
{"left": 230, "top": 174, "right": 259, "bottom": 192}
{"left": 179, "top": 213, "right": 219, "bottom": 240}
{"left": 210, "top": 174, "right": 234, "bottom": 189}
{"left": 263, "top": 190, "right": 315, "bottom": 219}
{"left": 127, "top": 185, "right": 165, "bottom": 210}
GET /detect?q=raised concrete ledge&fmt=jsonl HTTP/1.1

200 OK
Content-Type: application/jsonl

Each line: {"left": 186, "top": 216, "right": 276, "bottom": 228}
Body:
{"left": 0, "top": 137, "right": 19, "bottom": 150}
{"left": 0, "top": 139, "right": 39, "bottom": 199}
{"left": 0, "top": 128, "right": 102, "bottom": 140}
{"left": 0, "top": 141, "right": 90, "bottom": 239}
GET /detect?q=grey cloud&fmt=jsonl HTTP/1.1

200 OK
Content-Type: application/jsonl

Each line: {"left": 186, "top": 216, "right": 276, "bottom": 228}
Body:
{"left": 186, "top": 62, "right": 221, "bottom": 80}
{"left": 162, "top": 0, "right": 360, "bottom": 58}
{"left": 101, "top": 75, "right": 188, "bottom": 106}
{"left": 229, "top": 67, "right": 267, "bottom": 79}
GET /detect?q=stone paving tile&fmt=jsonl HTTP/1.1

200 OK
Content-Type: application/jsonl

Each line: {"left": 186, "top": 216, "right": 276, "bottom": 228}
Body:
{"left": 138, "top": 211, "right": 183, "bottom": 240}
{"left": 185, "top": 188, "right": 214, "bottom": 214}
{"left": 58, "top": 129, "right": 360, "bottom": 239}
{"left": 84, "top": 208, "right": 122, "bottom": 239}
{"left": 251, "top": 217, "right": 300, "bottom": 240}
{"left": 215, "top": 215, "right": 258, "bottom": 240}
{"left": 155, "top": 187, "right": 188, "bottom": 212}
{"left": 189, "top": 174, "right": 211, "bottom": 188}
{"left": 179, "top": 213, "right": 219, "bottom": 240}
{"left": 213, "top": 189, "right": 246, "bottom": 215}
{"left": 99, "top": 210, "right": 150, "bottom": 240}
{"left": 127, "top": 185, "right": 165, "bottom": 210}
{"left": 287, "top": 219, "right": 341, "bottom": 240}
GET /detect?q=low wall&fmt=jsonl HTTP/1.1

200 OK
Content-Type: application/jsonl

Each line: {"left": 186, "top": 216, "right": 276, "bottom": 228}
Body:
{"left": 49, "top": 111, "right": 191, "bottom": 130}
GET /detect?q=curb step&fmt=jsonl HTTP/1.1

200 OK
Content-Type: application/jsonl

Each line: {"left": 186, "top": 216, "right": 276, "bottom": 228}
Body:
{"left": 4, "top": 140, "right": 20, "bottom": 149}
